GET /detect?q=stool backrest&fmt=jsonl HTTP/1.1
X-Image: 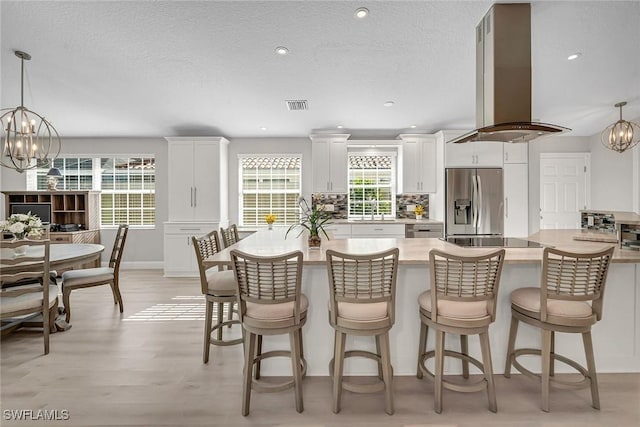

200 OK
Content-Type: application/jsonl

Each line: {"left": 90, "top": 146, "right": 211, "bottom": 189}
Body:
{"left": 541, "top": 246, "right": 614, "bottom": 321}
{"left": 429, "top": 248, "right": 505, "bottom": 321}
{"left": 109, "top": 224, "right": 129, "bottom": 273}
{"left": 221, "top": 224, "right": 240, "bottom": 248}
{"left": 230, "top": 249, "right": 304, "bottom": 325}
{"left": 325, "top": 248, "right": 399, "bottom": 324}
{"left": 192, "top": 230, "right": 223, "bottom": 294}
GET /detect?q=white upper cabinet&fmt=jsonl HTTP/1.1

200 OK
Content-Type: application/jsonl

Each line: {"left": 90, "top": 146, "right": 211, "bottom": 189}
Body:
{"left": 165, "top": 137, "right": 229, "bottom": 222}
{"left": 399, "top": 134, "right": 437, "bottom": 193}
{"left": 503, "top": 142, "right": 528, "bottom": 163}
{"left": 310, "top": 134, "right": 349, "bottom": 193}
{"left": 445, "top": 140, "right": 503, "bottom": 167}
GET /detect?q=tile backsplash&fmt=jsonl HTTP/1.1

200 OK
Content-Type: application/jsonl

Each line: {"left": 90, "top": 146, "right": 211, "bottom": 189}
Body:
{"left": 312, "top": 193, "right": 429, "bottom": 219}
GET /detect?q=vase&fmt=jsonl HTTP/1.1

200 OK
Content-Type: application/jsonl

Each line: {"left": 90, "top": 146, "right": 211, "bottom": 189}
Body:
{"left": 308, "top": 235, "right": 321, "bottom": 249}
{"left": 268, "top": 223, "right": 273, "bottom": 230}
{"left": 11, "top": 235, "right": 28, "bottom": 256}
{"left": 416, "top": 214, "right": 423, "bottom": 220}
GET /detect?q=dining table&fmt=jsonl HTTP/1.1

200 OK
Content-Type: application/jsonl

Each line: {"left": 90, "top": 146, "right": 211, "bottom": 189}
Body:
{"left": 1, "top": 243, "right": 105, "bottom": 331}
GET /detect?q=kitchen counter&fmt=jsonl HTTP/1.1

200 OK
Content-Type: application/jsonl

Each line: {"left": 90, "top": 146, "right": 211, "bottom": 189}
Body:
{"left": 204, "top": 229, "right": 640, "bottom": 376}
{"left": 332, "top": 218, "right": 443, "bottom": 225}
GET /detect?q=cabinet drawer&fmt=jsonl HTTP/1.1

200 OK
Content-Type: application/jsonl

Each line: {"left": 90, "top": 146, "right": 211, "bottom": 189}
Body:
{"left": 164, "top": 222, "right": 217, "bottom": 235}
{"left": 350, "top": 224, "right": 405, "bottom": 236}
{"left": 325, "top": 224, "right": 351, "bottom": 238}
{"left": 50, "top": 233, "right": 74, "bottom": 243}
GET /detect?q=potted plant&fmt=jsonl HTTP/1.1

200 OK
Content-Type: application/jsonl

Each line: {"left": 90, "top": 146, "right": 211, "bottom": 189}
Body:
{"left": 0, "top": 212, "right": 44, "bottom": 240}
{"left": 414, "top": 205, "right": 424, "bottom": 220}
{"left": 264, "top": 213, "right": 277, "bottom": 230}
{"left": 286, "top": 197, "right": 332, "bottom": 248}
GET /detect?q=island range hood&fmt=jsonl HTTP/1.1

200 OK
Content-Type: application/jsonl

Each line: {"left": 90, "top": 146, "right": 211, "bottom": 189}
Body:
{"left": 448, "top": 3, "right": 570, "bottom": 144}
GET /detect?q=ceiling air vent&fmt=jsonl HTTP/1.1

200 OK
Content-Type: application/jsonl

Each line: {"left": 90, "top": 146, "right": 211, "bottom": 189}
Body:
{"left": 285, "top": 100, "right": 308, "bottom": 111}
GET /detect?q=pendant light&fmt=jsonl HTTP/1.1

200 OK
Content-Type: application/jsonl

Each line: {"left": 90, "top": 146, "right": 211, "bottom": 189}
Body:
{"left": 1, "top": 51, "right": 61, "bottom": 172}
{"left": 601, "top": 101, "right": 639, "bottom": 153}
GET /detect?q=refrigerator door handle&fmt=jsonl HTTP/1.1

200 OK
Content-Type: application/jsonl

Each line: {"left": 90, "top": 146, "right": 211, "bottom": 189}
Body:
{"left": 471, "top": 174, "right": 478, "bottom": 229}
{"left": 476, "top": 174, "right": 483, "bottom": 230}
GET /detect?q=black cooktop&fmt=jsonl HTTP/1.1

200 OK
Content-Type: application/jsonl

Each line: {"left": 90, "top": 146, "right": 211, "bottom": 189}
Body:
{"left": 445, "top": 236, "right": 548, "bottom": 248}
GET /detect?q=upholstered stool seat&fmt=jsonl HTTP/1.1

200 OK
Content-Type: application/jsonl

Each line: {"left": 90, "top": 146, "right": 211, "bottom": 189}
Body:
{"left": 231, "top": 249, "right": 307, "bottom": 416}
{"left": 326, "top": 248, "right": 399, "bottom": 415}
{"left": 416, "top": 249, "right": 505, "bottom": 414}
{"left": 205, "top": 269, "right": 237, "bottom": 296}
{"left": 504, "top": 247, "right": 614, "bottom": 412}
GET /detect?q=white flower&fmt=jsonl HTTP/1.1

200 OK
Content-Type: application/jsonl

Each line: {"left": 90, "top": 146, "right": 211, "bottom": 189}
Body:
{"left": 8, "top": 222, "right": 26, "bottom": 234}
{"left": 14, "top": 213, "right": 29, "bottom": 222}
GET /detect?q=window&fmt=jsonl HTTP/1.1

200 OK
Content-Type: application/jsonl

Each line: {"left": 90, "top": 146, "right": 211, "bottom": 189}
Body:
{"left": 348, "top": 153, "right": 395, "bottom": 218}
{"left": 29, "top": 156, "right": 155, "bottom": 227}
{"left": 239, "top": 155, "right": 301, "bottom": 226}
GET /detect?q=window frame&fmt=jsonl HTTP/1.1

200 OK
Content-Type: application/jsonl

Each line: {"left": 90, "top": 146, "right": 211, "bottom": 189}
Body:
{"left": 347, "top": 149, "right": 397, "bottom": 219}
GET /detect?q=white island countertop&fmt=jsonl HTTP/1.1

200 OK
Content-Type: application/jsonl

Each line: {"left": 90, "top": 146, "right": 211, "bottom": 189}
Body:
{"left": 204, "top": 228, "right": 640, "bottom": 268}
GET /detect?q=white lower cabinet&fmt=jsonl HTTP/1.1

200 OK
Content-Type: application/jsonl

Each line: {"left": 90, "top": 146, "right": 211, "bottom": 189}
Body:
{"left": 324, "top": 224, "right": 352, "bottom": 239}
{"left": 503, "top": 163, "right": 529, "bottom": 237}
{"left": 350, "top": 224, "right": 405, "bottom": 238}
{"left": 164, "top": 222, "right": 219, "bottom": 277}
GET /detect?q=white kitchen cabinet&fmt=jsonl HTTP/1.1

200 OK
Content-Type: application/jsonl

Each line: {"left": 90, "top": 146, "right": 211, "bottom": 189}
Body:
{"left": 445, "top": 141, "right": 503, "bottom": 167}
{"left": 503, "top": 142, "right": 528, "bottom": 163}
{"left": 503, "top": 163, "right": 529, "bottom": 237}
{"left": 165, "top": 137, "right": 229, "bottom": 222}
{"left": 400, "top": 134, "right": 437, "bottom": 193}
{"left": 324, "top": 224, "right": 352, "bottom": 239}
{"left": 310, "top": 134, "right": 349, "bottom": 193}
{"left": 350, "top": 223, "right": 405, "bottom": 238}
{"left": 163, "top": 222, "right": 218, "bottom": 277}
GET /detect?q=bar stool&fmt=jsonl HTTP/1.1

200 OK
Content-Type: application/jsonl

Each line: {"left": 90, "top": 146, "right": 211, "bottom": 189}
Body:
{"left": 416, "top": 248, "right": 505, "bottom": 413}
{"left": 230, "top": 249, "right": 307, "bottom": 416}
{"left": 221, "top": 224, "right": 240, "bottom": 248}
{"left": 192, "top": 230, "right": 242, "bottom": 364}
{"left": 504, "top": 246, "right": 614, "bottom": 412}
{"left": 325, "top": 248, "right": 399, "bottom": 415}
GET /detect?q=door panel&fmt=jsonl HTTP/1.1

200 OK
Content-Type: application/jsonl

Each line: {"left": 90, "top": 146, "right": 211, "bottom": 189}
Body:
{"left": 540, "top": 154, "right": 588, "bottom": 229}
{"left": 476, "top": 168, "right": 503, "bottom": 235}
{"left": 446, "top": 168, "right": 476, "bottom": 236}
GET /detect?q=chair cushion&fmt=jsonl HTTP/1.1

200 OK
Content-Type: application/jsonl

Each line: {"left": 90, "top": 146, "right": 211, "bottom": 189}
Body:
{"left": 1, "top": 284, "right": 58, "bottom": 314}
{"left": 511, "top": 287, "right": 593, "bottom": 318}
{"left": 418, "top": 290, "right": 489, "bottom": 319}
{"left": 205, "top": 269, "right": 237, "bottom": 296}
{"left": 246, "top": 294, "right": 309, "bottom": 321}
{"left": 62, "top": 267, "right": 114, "bottom": 288}
{"left": 333, "top": 301, "right": 389, "bottom": 321}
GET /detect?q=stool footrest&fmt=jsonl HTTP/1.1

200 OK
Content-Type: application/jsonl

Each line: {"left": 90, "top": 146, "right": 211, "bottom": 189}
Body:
{"left": 329, "top": 349, "right": 392, "bottom": 394}
{"left": 209, "top": 319, "right": 243, "bottom": 346}
{"left": 249, "top": 349, "right": 307, "bottom": 393}
{"left": 510, "top": 348, "right": 592, "bottom": 390}
{"left": 418, "top": 350, "right": 488, "bottom": 393}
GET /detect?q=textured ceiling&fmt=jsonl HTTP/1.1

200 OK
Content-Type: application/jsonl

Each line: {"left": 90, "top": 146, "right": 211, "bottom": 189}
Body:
{"left": 1, "top": 1, "right": 639, "bottom": 139}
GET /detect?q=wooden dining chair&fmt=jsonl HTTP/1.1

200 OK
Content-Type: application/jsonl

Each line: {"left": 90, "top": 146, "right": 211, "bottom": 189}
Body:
{"left": 61, "top": 224, "right": 129, "bottom": 322}
{"left": 0, "top": 239, "right": 56, "bottom": 354}
{"left": 220, "top": 224, "right": 240, "bottom": 248}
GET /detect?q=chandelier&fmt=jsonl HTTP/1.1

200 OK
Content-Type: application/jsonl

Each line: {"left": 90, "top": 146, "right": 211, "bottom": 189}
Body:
{"left": 1, "top": 51, "right": 61, "bottom": 173}
{"left": 601, "top": 101, "right": 639, "bottom": 153}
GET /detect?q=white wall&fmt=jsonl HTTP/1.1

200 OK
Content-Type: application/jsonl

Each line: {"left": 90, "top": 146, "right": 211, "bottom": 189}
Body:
{"left": 589, "top": 132, "right": 634, "bottom": 212}
{"left": 227, "top": 138, "right": 312, "bottom": 225}
{"left": 0, "top": 137, "right": 168, "bottom": 265}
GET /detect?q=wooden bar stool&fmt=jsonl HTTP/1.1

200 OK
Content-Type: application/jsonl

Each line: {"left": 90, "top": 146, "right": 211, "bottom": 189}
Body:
{"left": 192, "top": 230, "right": 242, "bottom": 364}
{"left": 230, "top": 249, "right": 307, "bottom": 416}
{"left": 325, "top": 248, "right": 399, "bottom": 415}
{"left": 416, "top": 248, "right": 505, "bottom": 413}
{"left": 504, "top": 246, "right": 614, "bottom": 412}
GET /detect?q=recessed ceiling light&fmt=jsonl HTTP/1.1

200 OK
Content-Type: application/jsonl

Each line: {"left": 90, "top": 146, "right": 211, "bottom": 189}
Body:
{"left": 337, "top": 125, "right": 344, "bottom": 129}
{"left": 409, "top": 125, "right": 417, "bottom": 129}
{"left": 274, "top": 46, "right": 289, "bottom": 56}
{"left": 260, "top": 127, "right": 267, "bottom": 131}
{"left": 567, "top": 52, "right": 582, "bottom": 61}
{"left": 383, "top": 101, "right": 395, "bottom": 107}
{"left": 354, "top": 7, "right": 369, "bottom": 19}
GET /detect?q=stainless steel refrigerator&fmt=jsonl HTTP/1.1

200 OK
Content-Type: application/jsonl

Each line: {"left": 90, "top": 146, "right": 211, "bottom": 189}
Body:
{"left": 445, "top": 168, "right": 503, "bottom": 237}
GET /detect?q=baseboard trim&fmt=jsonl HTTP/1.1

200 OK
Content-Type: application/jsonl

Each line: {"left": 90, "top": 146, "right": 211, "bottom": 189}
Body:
{"left": 104, "top": 261, "right": 164, "bottom": 270}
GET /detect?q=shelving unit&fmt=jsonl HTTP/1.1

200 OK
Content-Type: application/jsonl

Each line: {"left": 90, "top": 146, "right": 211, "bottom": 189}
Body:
{"left": 3, "top": 191, "right": 101, "bottom": 245}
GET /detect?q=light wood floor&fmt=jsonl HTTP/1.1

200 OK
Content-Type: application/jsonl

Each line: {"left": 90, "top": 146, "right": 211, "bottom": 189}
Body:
{"left": 2, "top": 270, "right": 639, "bottom": 426}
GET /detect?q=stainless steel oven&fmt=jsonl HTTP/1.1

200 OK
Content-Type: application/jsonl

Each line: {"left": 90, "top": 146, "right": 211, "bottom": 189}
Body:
{"left": 405, "top": 223, "right": 444, "bottom": 238}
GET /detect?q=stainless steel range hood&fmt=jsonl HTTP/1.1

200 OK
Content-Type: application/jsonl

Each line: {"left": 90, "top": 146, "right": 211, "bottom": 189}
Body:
{"left": 448, "top": 3, "right": 570, "bottom": 144}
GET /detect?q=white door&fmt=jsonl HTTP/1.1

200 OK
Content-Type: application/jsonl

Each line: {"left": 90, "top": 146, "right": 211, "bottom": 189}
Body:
{"left": 193, "top": 141, "right": 218, "bottom": 221}
{"left": 539, "top": 153, "right": 590, "bottom": 229}
{"left": 168, "top": 140, "right": 195, "bottom": 221}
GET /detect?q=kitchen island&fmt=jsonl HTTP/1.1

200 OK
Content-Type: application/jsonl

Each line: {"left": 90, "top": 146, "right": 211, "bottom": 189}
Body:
{"left": 204, "top": 229, "right": 640, "bottom": 376}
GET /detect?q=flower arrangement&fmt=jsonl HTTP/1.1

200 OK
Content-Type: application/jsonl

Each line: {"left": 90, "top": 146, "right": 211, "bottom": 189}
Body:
{"left": 414, "top": 205, "right": 424, "bottom": 216}
{"left": 286, "top": 197, "right": 332, "bottom": 247}
{"left": 264, "top": 214, "right": 277, "bottom": 225}
{"left": 0, "top": 212, "right": 43, "bottom": 239}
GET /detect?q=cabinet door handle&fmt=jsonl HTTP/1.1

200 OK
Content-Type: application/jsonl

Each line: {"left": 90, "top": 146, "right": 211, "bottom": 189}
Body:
{"left": 330, "top": 182, "right": 333, "bottom": 191}
{"left": 194, "top": 187, "right": 197, "bottom": 207}
{"left": 505, "top": 197, "right": 509, "bottom": 218}
{"left": 505, "top": 152, "right": 509, "bottom": 162}
{"left": 190, "top": 187, "right": 194, "bottom": 207}
{"left": 179, "top": 228, "right": 202, "bottom": 231}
